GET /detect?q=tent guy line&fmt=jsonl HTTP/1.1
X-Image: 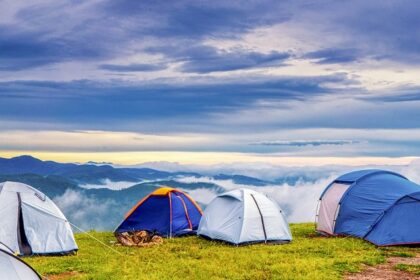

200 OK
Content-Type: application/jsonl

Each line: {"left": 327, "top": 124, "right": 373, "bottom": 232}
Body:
{"left": 69, "top": 222, "right": 124, "bottom": 257}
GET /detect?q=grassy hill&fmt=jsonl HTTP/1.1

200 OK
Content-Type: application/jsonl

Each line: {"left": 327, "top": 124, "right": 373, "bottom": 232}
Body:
{"left": 25, "top": 224, "right": 419, "bottom": 279}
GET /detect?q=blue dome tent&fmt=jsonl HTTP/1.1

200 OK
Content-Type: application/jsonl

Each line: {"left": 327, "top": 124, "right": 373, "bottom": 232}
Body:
{"left": 115, "top": 187, "right": 203, "bottom": 237}
{"left": 316, "top": 170, "right": 420, "bottom": 246}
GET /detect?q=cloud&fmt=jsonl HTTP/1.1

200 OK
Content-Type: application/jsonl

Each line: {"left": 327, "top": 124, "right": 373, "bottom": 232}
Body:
{"left": 0, "top": 127, "right": 419, "bottom": 157}
{"left": 212, "top": 96, "right": 420, "bottom": 133}
{"left": 79, "top": 179, "right": 138, "bottom": 190}
{"left": 259, "top": 177, "right": 334, "bottom": 222}
{"left": 2, "top": 0, "right": 420, "bottom": 77}
{"left": 0, "top": 0, "right": 290, "bottom": 72}
{"left": 251, "top": 140, "right": 361, "bottom": 147}
{"left": 0, "top": 30, "right": 61, "bottom": 71}
{"left": 100, "top": 1, "right": 290, "bottom": 39}
{"left": 139, "top": 161, "right": 341, "bottom": 180}
{"left": 304, "top": 48, "right": 359, "bottom": 64}
{"left": 0, "top": 130, "right": 220, "bottom": 152}
{"left": 362, "top": 86, "right": 420, "bottom": 103}
{"left": 328, "top": 1, "right": 420, "bottom": 63}
{"left": 148, "top": 44, "right": 290, "bottom": 73}
{"left": 53, "top": 189, "right": 117, "bottom": 231}
{"left": 0, "top": 75, "right": 346, "bottom": 128}
{"left": 181, "top": 188, "right": 217, "bottom": 205}
{"left": 0, "top": 26, "right": 107, "bottom": 71}
{"left": 180, "top": 49, "right": 290, "bottom": 73}
{"left": 388, "top": 158, "right": 420, "bottom": 185}
{"left": 253, "top": 1, "right": 420, "bottom": 66}
{"left": 99, "top": 63, "right": 167, "bottom": 72}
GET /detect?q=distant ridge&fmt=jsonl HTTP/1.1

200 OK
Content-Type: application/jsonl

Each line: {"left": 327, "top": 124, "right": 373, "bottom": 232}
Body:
{"left": 0, "top": 155, "right": 172, "bottom": 184}
{"left": 0, "top": 155, "right": 273, "bottom": 186}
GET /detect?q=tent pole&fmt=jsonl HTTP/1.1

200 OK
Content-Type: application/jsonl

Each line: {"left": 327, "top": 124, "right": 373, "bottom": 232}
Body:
{"left": 168, "top": 193, "right": 173, "bottom": 238}
{"left": 250, "top": 194, "right": 267, "bottom": 243}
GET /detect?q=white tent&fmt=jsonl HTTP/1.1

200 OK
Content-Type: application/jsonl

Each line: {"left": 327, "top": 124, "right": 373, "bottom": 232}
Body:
{"left": 0, "top": 181, "right": 78, "bottom": 255}
{"left": 198, "top": 188, "right": 292, "bottom": 245}
{"left": 0, "top": 248, "right": 41, "bottom": 280}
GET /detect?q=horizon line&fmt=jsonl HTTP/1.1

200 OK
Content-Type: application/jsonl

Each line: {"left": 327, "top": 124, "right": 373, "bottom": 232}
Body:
{"left": 1, "top": 151, "right": 418, "bottom": 167}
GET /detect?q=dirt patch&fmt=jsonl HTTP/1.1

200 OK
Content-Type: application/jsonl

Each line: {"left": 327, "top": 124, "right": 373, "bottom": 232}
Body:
{"left": 46, "top": 271, "right": 83, "bottom": 280}
{"left": 346, "top": 255, "right": 420, "bottom": 280}
{"left": 306, "top": 232, "right": 330, "bottom": 239}
{"left": 387, "top": 256, "right": 420, "bottom": 266}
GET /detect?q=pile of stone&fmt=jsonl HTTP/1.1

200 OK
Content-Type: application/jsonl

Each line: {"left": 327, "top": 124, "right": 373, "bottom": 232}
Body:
{"left": 115, "top": 231, "right": 163, "bottom": 247}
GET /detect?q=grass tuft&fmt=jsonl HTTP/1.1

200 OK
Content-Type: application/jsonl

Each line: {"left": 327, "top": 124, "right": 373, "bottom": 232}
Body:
{"left": 394, "top": 264, "right": 420, "bottom": 275}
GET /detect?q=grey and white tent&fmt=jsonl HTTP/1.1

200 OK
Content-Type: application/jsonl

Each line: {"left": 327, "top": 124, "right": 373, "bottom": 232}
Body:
{"left": 198, "top": 188, "right": 292, "bottom": 245}
{"left": 0, "top": 248, "right": 41, "bottom": 280}
{"left": 0, "top": 181, "right": 78, "bottom": 255}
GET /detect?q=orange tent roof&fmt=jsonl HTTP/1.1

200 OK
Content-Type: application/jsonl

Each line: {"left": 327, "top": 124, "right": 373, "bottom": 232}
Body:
{"left": 123, "top": 186, "right": 202, "bottom": 219}
{"left": 151, "top": 186, "right": 178, "bottom": 196}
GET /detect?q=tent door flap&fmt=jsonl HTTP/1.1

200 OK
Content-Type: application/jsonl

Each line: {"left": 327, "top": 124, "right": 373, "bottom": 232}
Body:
{"left": 17, "top": 193, "right": 32, "bottom": 256}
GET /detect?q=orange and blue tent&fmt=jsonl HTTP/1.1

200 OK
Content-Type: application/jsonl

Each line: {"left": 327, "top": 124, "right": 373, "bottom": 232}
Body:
{"left": 115, "top": 187, "right": 203, "bottom": 237}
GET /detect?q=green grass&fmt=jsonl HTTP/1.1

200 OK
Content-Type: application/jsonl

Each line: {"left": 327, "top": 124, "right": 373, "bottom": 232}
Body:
{"left": 394, "top": 264, "right": 420, "bottom": 275}
{"left": 25, "top": 224, "right": 419, "bottom": 280}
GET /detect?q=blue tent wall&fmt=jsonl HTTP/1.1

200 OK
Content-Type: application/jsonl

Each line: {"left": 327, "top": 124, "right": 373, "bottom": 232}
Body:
{"left": 170, "top": 192, "right": 191, "bottom": 236}
{"left": 116, "top": 195, "right": 171, "bottom": 235}
{"left": 171, "top": 192, "right": 202, "bottom": 233}
{"left": 365, "top": 192, "right": 420, "bottom": 246}
{"left": 180, "top": 193, "right": 202, "bottom": 228}
{"left": 335, "top": 172, "right": 420, "bottom": 238}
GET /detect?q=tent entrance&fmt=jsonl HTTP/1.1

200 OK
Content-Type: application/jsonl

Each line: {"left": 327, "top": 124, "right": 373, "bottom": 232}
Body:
{"left": 17, "top": 194, "right": 32, "bottom": 256}
{"left": 316, "top": 183, "right": 350, "bottom": 235}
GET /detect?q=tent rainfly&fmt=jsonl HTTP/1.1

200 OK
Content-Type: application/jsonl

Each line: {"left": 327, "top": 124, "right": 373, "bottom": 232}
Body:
{"left": 0, "top": 181, "right": 78, "bottom": 256}
{"left": 115, "top": 187, "right": 203, "bottom": 237}
{"left": 0, "top": 248, "right": 41, "bottom": 280}
{"left": 316, "top": 169, "right": 420, "bottom": 246}
{"left": 198, "top": 188, "right": 292, "bottom": 245}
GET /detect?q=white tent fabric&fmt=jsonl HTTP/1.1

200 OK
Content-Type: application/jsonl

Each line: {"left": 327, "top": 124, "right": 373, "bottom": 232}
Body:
{"left": 0, "top": 249, "right": 41, "bottom": 280}
{"left": 316, "top": 183, "right": 351, "bottom": 235}
{"left": 198, "top": 188, "right": 292, "bottom": 245}
{"left": 0, "top": 181, "right": 78, "bottom": 255}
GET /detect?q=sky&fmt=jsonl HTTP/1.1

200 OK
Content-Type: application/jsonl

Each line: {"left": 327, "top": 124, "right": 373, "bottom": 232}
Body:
{"left": 1, "top": 0, "right": 419, "bottom": 165}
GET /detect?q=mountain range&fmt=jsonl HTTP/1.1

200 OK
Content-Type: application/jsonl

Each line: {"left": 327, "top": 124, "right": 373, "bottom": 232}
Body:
{"left": 0, "top": 155, "right": 273, "bottom": 185}
{"left": 0, "top": 155, "right": 278, "bottom": 230}
{"left": 0, "top": 155, "right": 331, "bottom": 230}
